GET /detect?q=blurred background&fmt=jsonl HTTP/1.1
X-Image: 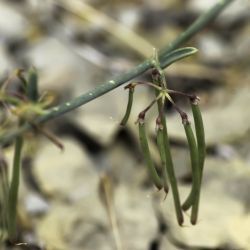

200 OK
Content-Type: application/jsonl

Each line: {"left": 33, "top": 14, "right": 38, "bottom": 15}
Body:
{"left": 1, "top": 0, "right": 250, "bottom": 249}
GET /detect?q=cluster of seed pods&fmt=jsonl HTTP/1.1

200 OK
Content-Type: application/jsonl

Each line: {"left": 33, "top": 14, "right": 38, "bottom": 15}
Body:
{"left": 120, "top": 60, "right": 205, "bottom": 226}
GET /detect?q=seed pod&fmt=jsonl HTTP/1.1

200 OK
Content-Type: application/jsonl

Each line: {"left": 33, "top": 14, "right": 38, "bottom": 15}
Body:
{"left": 157, "top": 113, "right": 184, "bottom": 225}
{"left": 190, "top": 98, "right": 205, "bottom": 225}
{"left": 162, "top": 124, "right": 184, "bottom": 225}
{"left": 120, "top": 86, "right": 134, "bottom": 126}
{"left": 156, "top": 119, "right": 169, "bottom": 194}
{"left": 138, "top": 115, "right": 163, "bottom": 190}
{"left": 181, "top": 118, "right": 200, "bottom": 220}
{"left": 191, "top": 98, "right": 206, "bottom": 179}
{"left": 181, "top": 99, "right": 205, "bottom": 224}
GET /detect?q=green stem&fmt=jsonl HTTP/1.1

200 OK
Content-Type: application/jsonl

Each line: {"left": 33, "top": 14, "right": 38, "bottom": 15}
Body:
{"left": 0, "top": 0, "right": 234, "bottom": 145}
{"left": 8, "top": 136, "right": 23, "bottom": 242}
{"left": 0, "top": 156, "right": 9, "bottom": 241}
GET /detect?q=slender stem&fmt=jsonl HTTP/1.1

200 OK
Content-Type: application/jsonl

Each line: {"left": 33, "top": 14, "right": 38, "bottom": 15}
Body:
{"left": 139, "top": 93, "right": 163, "bottom": 117}
{"left": 0, "top": 0, "right": 234, "bottom": 145}
{"left": 131, "top": 81, "right": 162, "bottom": 91}
{"left": 8, "top": 136, "right": 23, "bottom": 242}
{"left": 167, "top": 90, "right": 196, "bottom": 100}
{"left": 0, "top": 154, "right": 9, "bottom": 241}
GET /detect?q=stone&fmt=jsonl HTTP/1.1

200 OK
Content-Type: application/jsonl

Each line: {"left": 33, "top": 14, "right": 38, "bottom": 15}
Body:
{"left": 33, "top": 137, "right": 98, "bottom": 200}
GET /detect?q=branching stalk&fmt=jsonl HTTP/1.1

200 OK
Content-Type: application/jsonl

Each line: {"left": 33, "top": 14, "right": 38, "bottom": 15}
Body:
{"left": 0, "top": 0, "right": 234, "bottom": 145}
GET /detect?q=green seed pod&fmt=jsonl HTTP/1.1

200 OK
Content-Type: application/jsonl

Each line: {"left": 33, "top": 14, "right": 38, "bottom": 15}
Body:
{"left": 156, "top": 120, "right": 169, "bottom": 194}
{"left": 157, "top": 113, "right": 184, "bottom": 226}
{"left": 181, "top": 99, "right": 205, "bottom": 224}
{"left": 138, "top": 116, "right": 163, "bottom": 190}
{"left": 191, "top": 98, "right": 206, "bottom": 178}
{"left": 27, "top": 67, "right": 39, "bottom": 102}
{"left": 162, "top": 125, "right": 184, "bottom": 225}
{"left": 190, "top": 99, "right": 205, "bottom": 225}
{"left": 181, "top": 119, "right": 200, "bottom": 217}
{"left": 120, "top": 86, "right": 134, "bottom": 126}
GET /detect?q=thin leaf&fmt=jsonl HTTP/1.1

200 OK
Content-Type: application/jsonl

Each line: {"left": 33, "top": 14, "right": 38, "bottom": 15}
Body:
{"left": 159, "top": 47, "right": 198, "bottom": 69}
{"left": 27, "top": 67, "right": 39, "bottom": 102}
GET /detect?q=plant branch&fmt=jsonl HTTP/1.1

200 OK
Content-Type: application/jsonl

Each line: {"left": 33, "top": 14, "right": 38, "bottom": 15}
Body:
{"left": 0, "top": 0, "right": 234, "bottom": 145}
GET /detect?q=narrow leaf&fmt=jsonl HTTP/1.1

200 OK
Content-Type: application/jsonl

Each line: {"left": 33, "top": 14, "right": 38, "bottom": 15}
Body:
{"left": 160, "top": 47, "right": 198, "bottom": 69}
{"left": 27, "top": 67, "right": 39, "bottom": 102}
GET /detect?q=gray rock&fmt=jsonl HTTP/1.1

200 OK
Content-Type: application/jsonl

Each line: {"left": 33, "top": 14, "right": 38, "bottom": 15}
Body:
{"left": 33, "top": 137, "right": 98, "bottom": 200}
{"left": 0, "top": 45, "right": 13, "bottom": 72}
{"left": 25, "top": 193, "right": 50, "bottom": 215}
{"left": 0, "top": 2, "right": 28, "bottom": 39}
{"left": 197, "top": 33, "right": 231, "bottom": 63}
